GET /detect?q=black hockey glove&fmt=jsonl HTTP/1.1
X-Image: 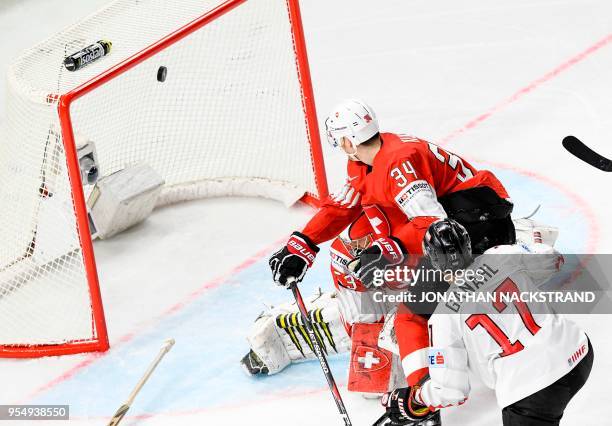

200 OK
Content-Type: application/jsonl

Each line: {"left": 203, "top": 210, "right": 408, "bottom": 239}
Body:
{"left": 381, "top": 387, "right": 434, "bottom": 425}
{"left": 269, "top": 232, "right": 319, "bottom": 287}
{"left": 348, "top": 236, "right": 406, "bottom": 288}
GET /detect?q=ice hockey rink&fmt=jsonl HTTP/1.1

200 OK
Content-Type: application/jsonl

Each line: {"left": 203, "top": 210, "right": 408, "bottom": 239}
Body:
{"left": 1, "top": 0, "right": 612, "bottom": 425}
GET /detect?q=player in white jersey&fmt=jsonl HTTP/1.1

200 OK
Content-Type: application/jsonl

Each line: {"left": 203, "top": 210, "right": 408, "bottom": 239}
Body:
{"left": 378, "top": 219, "right": 593, "bottom": 426}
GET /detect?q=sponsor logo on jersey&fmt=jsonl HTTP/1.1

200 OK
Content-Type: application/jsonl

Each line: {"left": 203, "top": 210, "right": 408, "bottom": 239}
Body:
{"left": 428, "top": 348, "right": 446, "bottom": 368}
{"left": 330, "top": 248, "right": 350, "bottom": 269}
{"left": 567, "top": 343, "right": 587, "bottom": 368}
{"left": 394, "top": 180, "right": 432, "bottom": 210}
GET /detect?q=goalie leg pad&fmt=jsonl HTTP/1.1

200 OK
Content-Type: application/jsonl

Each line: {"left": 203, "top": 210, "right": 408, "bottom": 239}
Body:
{"left": 246, "top": 311, "right": 292, "bottom": 375}
{"left": 245, "top": 290, "right": 351, "bottom": 375}
{"left": 513, "top": 218, "right": 559, "bottom": 246}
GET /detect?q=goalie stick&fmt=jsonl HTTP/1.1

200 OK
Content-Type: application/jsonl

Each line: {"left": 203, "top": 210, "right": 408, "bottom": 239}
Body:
{"left": 287, "top": 277, "right": 353, "bottom": 426}
{"left": 562, "top": 136, "right": 612, "bottom": 172}
{"left": 107, "top": 338, "right": 175, "bottom": 426}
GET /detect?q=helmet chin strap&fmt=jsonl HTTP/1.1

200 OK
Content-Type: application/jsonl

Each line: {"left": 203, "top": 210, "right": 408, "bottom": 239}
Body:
{"left": 345, "top": 138, "right": 360, "bottom": 162}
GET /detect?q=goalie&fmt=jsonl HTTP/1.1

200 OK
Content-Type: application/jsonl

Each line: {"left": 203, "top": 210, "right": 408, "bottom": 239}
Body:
{"left": 242, "top": 213, "right": 407, "bottom": 395}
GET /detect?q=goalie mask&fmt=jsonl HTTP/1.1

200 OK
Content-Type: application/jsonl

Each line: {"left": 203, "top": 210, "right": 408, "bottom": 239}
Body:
{"left": 325, "top": 99, "right": 379, "bottom": 156}
{"left": 339, "top": 213, "right": 374, "bottom": 257}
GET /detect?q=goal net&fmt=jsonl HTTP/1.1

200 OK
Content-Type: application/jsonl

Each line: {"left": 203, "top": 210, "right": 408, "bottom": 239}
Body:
{"left": 0, "top": 0, "right": 327, "bottom": 357}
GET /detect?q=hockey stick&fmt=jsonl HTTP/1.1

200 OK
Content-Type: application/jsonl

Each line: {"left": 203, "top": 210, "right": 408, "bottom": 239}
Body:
{"left": 287, "top": 277, "right": 353, "bottom": 426}
{"left": 562, "top": 136, "right": 612, "bottom": 172}
{"left": 107, "top": 339, "right": 175, "bottom": 426}
{"left": 372, "top": 412, "right": 391, "bottom": 426}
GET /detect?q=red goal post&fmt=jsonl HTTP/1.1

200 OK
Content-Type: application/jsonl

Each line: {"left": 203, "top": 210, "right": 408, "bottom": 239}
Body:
{"left": 0, "top": 0, "right": 328, "bottom": 357}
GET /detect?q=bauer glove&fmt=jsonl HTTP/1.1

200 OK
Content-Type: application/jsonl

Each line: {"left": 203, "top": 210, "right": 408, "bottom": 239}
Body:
{"left": 381, "top": 387, "right": 434, "bottom": 425}
{"left": 348, "top": 236, "right": 405, "bottom": 288}
{"left": 269, "top": 232, "right": 319, "bottom": 287}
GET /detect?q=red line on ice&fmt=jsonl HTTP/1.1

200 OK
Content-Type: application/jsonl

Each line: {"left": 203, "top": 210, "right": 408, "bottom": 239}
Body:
{"left": 471, "top": 158, "right": 599, "bottom": 254}
{"left": 64, "top": 386, "right": 334, "bottom": 422}
{"left": 472, "top": 159, "right": 600, "bottom": 290}
{"left": 439, "top": 32, "right": 612, "bottom": 146}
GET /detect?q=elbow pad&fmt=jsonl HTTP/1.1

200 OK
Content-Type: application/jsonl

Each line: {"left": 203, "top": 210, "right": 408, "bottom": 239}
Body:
{"left": 418, "top": 346, "right": 470, "bottom": 408}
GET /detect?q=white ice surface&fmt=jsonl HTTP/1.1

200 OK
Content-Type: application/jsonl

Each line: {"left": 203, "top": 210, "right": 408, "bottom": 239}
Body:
{"left": 1, "top": 0, "right": 612, "bottom": 425}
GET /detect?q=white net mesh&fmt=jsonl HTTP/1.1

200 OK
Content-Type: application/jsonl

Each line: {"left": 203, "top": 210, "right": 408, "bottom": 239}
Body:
{"left": 0, "top": 0, "right": 320, "bottom": 352}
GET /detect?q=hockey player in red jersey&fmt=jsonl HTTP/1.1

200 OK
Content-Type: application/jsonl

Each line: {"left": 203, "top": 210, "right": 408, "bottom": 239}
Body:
{"left": 379, "top": 219, "right": 593, "bottom": 426}
{"left": 267, "top": 99, "right": 516, "bottom": 395}
{"left": 269, "top": 98, "right": 514, "bottom": 290}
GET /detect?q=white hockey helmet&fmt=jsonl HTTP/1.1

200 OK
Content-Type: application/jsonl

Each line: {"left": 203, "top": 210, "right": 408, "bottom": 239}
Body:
{"left": 324, "top": 99, "right": 379, "bottom": 150}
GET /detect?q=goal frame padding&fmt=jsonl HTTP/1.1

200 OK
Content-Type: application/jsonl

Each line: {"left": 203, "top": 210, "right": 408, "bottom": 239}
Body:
{"left": 0, "top": 0, "right": 327, "bottom": 357}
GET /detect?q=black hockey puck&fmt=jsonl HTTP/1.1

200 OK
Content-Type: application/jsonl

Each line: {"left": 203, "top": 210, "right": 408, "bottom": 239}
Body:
{"left": 157, "top": 66, "right": 167, "bottom": 82}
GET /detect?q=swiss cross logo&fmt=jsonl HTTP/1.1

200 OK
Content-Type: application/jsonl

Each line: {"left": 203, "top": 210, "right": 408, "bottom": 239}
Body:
{"left": 358, "top": 351, "right": 379, "bottom": 369}
{"left": 428, "top": 348, "right": 446, "bottom": 368}
{"left": 363, "top": 113, "right": 372, "bottom": 123}
{"left": 353, "top": 346, "right": 389, "bottom": 372}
